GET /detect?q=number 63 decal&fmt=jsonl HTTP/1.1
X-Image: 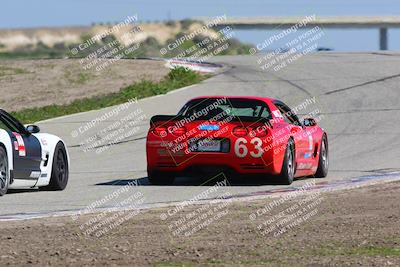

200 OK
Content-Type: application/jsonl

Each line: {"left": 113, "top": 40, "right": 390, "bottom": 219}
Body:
{"left": 234, "top": 137, "right": 264, "bottom": 158}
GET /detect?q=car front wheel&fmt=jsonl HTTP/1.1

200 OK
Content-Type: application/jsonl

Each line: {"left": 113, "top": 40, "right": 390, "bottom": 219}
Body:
{"left": 47, "top": 142, "right": 69, "bottom": 190}
{"left": 0, "top": 147, "right": 9, "bottom": 196}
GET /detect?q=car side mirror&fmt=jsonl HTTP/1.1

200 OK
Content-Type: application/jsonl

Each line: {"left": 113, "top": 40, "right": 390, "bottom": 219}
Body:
{"left": 26, "top": 125, "right": 40, "bottom": 134}
{"left": 303, "top": 118, "right": 317, "bottom": 127}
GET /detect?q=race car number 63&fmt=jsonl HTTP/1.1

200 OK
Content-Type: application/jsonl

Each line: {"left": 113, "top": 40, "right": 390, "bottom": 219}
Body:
{"left": 234, "top": 137, "right": 264, "bottom": 158}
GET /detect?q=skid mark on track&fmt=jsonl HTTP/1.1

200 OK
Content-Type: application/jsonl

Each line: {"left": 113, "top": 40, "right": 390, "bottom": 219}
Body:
{"left": 271, "top": 73, "right": 312, "bottom": 97}
{"left": 325, "top": 73, "right": 400, "bottom": 95}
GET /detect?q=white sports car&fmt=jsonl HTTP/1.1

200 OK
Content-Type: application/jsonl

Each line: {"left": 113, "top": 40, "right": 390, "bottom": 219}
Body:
{"left": 0, "top": 109, "right": 69, "bottom": 196}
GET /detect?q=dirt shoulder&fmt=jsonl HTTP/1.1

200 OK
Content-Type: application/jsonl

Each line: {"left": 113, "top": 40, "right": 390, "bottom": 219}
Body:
{"left": 0, "top": 181, "right": 399, "bottom": 266}
{"left": 0, "top": 59, "right": 168, "bottom": 112}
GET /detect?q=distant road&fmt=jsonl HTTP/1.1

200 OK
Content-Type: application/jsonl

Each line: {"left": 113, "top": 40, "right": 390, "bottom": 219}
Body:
{"left": 199, "top": 15, "right": 400, "bottom": 50}
{"left": 198, "top": 16, "right": 400, "bottom": 29}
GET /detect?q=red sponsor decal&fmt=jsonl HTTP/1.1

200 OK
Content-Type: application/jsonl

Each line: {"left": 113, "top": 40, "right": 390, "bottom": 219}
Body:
{"left": 13, "top": 132, "right": 26, "bottom": 157}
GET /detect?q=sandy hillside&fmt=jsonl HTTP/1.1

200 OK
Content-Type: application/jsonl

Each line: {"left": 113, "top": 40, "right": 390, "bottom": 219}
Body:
{"left": 0, "top": 59, "right": 168, "bottom": 111}
{"left": 0, "top": 22, "right": 219, "bottom": 51}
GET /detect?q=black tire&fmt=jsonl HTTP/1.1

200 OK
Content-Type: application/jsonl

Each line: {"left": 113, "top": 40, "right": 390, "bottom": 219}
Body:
{"left": 148, "top": 171, "right": 175, "bottom": 185}
{"left": 47, "top": 142, "right": 69, "bottom": 190}
{"left": 278, "top": 138, "right": 295, "bottom": 185}
{"left": 0, "top": 147, "right": 9, "bottom": 196}
{"left": 315, "top": 134, "right": 329, "bottom": 178}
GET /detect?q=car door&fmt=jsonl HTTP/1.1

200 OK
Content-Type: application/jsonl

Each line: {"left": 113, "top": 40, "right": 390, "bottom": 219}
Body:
{"left": 273, "top": 101, "right": 312, "bottom": 170}
{"left": 0, "top": 110, "right": 42, "bottom": 182}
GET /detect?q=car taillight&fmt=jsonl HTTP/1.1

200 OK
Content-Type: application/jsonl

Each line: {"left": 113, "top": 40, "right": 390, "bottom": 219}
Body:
{"left": 232, "top": 126, "right": 248, "bottom": 137}
{"left": 250, "top": 126, "right": 268, "bottom": 137}
{"left": 152, "top": 126, "right": 168, "bottom": 137}
{"left": 172, "top": 127, "right": 187, "bottom": 136}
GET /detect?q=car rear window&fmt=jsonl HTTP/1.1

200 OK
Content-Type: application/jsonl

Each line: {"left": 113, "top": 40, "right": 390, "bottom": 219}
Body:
{"left": 178, "top": 98, "right": 271, "bottom": 120}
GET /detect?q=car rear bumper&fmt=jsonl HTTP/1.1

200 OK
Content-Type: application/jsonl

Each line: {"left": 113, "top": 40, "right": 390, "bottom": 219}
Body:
{"left": 147, "top": 150, "right": 282, "bottom": 176}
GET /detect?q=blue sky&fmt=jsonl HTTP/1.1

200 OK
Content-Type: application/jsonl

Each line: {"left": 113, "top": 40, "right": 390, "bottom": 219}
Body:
{"left": 1, "top": 0, "right": 400, "bottom": 51}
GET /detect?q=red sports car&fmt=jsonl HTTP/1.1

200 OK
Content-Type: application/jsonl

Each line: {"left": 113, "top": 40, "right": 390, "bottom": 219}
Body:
{"left": 146, "top": 96, "right": 328, "bottom": 185}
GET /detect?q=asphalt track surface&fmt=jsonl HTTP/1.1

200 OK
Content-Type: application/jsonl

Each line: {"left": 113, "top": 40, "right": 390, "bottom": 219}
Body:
{"left": 1, "top": 53, "right": 400, "bottom": 217}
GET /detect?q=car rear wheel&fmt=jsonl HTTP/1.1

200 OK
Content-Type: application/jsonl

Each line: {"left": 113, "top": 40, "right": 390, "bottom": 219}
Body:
{"left": 278, "top": 139, "right": 295, "bottom": 185}
{"left": 148, "top": 171, "right": 175, "bottom": 185}
{"left": 47, "top": 142, "right": 69, "bottom": 190}
{"left": 315, "top": 134, "right": 329, "bottom": 178}
{"left": 0, "top": 147, "right": 9, "bottom": 196}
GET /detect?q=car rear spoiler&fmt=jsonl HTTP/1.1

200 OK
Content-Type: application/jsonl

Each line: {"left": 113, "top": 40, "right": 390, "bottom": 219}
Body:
{"left": 150, "top": 115, "right": 181, "bottom": 124}
{"left": 150, "top": 115, "right": 272, "bottom": 126}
